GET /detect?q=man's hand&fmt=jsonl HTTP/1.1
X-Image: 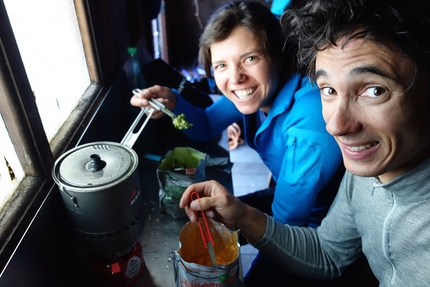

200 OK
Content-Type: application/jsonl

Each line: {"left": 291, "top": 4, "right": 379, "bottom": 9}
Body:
{"left": 180, "top": 180, "right": 267, "bottom": 243}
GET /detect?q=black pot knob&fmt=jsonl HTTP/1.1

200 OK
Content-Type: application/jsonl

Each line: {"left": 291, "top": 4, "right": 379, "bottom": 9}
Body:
{"left": 86, "top": 154, "right": 106, "bottom": 172}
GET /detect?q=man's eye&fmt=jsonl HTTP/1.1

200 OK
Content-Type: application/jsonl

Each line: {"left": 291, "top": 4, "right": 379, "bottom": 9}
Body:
{"left": 320, "top": 87, "right": 336, "bottom": 96}
{"left": 245, "top": 56, "right": 256, "bottom": 62}
{"left": 363, "top": 86, "right": 386, "bottom": 98}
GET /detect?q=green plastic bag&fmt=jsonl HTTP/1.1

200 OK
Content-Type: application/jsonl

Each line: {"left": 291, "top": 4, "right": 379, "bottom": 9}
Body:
{"left": 157, "top": 147, "right": 207, "bottom": 219}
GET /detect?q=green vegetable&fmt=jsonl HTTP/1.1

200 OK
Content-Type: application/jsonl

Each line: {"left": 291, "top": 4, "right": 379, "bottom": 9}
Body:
{"left": 173, "top": 114, "right": 193, "bottom": 130}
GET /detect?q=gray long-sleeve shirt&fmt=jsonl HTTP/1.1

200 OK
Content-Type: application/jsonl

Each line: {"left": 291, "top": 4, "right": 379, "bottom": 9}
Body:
{"left": 253, "top": 156, "right": 430, "bottom": 286}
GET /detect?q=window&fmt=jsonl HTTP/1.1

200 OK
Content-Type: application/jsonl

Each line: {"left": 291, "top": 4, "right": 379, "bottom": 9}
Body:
{"left": 4, "top": 0, "right": 91, "bottom": 142}
{"left": 0, "top": 0, "right": 92, "bottom": 210}
{"left": 0, "top": 0, "right": 102, "bottom": 269}
{"left": 0, "top": 115, "right": 24, "bottom": 209}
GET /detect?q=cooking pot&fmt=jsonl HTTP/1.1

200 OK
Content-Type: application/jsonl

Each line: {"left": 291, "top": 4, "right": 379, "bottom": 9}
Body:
{"left": 52, "top": 108, "right": 154, "bottom": 261}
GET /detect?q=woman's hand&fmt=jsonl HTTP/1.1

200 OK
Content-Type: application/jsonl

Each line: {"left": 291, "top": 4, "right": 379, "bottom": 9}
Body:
{"left": 130, "top": 85, "right": 178, "bottom": 119}
{"left": 179, "top": 180, "right": 267, "bottom": 243}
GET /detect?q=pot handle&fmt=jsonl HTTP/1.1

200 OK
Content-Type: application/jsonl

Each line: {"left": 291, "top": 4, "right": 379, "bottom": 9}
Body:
{"left": 121, "top": 108, "right": 154, "bottom": 148}
{"left": 60, "top": 185, "right": 79, "bottom": 208}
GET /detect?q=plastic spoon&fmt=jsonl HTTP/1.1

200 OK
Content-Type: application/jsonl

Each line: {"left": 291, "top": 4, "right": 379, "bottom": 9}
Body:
{"left": 190, "top": 191, "right": 218, "bottom": 266}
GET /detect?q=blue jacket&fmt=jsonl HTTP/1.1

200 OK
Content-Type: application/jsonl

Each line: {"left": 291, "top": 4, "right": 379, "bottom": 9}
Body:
{"left": 270, "top": 0, "right": 292, "bottom": 17}
{"left": 173, "top": 73, "right": 342, "bottom": 226}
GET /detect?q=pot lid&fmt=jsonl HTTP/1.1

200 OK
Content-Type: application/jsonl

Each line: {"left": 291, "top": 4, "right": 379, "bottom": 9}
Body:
{"left": 54, "top": 142, "right": 138, "bottom": 189}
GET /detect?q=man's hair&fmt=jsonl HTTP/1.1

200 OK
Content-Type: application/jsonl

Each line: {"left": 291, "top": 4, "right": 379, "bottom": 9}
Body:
{"left": 283, "top": 0, "right": 430, "bottom": 82}
{"left": 198, "top": 1, "right": 294, "bottom": 79}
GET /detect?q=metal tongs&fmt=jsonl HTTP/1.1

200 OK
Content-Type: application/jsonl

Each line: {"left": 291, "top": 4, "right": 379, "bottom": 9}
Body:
{"left": 190, "top": 191, "right": 218, "bottom": 266}
{"left": 132, "top": 88, "right": 177, "bottom": 121}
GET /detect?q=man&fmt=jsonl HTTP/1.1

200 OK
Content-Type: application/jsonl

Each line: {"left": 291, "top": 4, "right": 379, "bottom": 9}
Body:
{"left": 179, "top": 0, "right": 430, "bottom": 285}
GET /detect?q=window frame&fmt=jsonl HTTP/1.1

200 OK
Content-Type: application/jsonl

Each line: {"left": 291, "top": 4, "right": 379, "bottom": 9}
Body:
{"left": 0, "top": 0, "right": 107, "bottom": 271}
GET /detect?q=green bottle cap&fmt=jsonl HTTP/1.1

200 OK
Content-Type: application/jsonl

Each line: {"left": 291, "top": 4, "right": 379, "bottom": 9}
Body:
{"left": 128, "top": 47, "right": 137, "bottom": 56}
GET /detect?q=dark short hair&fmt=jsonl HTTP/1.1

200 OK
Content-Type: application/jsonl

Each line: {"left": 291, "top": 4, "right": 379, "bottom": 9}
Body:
{"left": 283, "top": 0, "right": 430, "bottom": 82}
{"left": 198, "top": 1, "right": 293, "bottom": 79}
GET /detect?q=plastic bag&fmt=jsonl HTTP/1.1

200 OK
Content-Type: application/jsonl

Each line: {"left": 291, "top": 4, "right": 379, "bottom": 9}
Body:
{"left": 157, "top": 147, "right": 207, "bottom": 219}
{"left": 173, "top": 219, "right": 241, "bottom": 286}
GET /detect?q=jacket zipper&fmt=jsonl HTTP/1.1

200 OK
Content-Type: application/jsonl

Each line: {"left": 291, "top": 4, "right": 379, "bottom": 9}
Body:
{"left": 291, "top": 137, "right": 297, "bottom": 174}
{"left": 382, "top": 194, "right": 397, "bottom": 284}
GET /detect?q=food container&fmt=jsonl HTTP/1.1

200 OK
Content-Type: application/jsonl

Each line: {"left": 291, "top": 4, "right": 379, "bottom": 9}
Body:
{"left": 157, "top": 147, "right": 207, "bottom": 219}
{"left": 173, "top": 218, "right": 241, "bottom": 287}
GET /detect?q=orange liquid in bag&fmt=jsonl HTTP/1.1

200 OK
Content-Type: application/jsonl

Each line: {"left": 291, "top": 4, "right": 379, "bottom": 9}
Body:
{"left": 178, "top": 219, "right": 239, "bottom": 266}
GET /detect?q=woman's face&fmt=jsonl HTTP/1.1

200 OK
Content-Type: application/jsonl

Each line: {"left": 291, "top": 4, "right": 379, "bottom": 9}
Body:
{"left": 210, "top": 26, "right": 279, "bottom": 114}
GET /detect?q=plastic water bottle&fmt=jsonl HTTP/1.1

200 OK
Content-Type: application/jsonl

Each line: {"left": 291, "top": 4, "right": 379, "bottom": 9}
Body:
{"left": 126, "top": 47, "right": 146, "bottom": 96}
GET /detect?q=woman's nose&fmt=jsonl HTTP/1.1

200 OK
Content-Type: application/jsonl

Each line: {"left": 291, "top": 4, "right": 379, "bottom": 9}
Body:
{"left": 230, "top": 66, "right": 246, "bottom": 84}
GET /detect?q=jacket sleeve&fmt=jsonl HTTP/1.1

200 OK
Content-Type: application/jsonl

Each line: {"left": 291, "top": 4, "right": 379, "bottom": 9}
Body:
{"left": 172, "top": 90, "right": 242, "bottom": 141}
{"left": 252, "top": 174, "right": 362, "bottom": 279}
{"left": 270, "top": 90, "right": 343, "bottom": 226}
{"left": 271, "top": 127, "right": 342, "bottom": 226}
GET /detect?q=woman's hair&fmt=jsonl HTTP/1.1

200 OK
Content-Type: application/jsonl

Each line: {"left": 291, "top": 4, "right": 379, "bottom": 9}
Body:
{"left": 283, "top": 0, "right": 430, "bottom": 82}
{"left": 198, "top": 1, "right": 295, "bottom": 79}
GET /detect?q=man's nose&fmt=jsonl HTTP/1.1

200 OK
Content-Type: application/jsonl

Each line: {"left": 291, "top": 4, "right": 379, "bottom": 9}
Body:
{"left": 324, "top": 99, "right": 361, "bottom": 137}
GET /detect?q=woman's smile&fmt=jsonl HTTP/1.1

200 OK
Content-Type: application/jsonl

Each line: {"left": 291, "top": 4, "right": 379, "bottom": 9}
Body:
{"left": 232, "top": 87, "right": 257, "bottom": 100}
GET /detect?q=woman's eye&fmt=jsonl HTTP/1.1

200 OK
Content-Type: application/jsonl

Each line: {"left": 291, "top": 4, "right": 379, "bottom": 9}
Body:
{"left": 362, "top": 86, "right": 386, "bottom": 98}
{"left": 320, "top": 87, "right": 336, "bottom": 96}
{"left": 214, "top": 63, "right": 225, "bottom": 70}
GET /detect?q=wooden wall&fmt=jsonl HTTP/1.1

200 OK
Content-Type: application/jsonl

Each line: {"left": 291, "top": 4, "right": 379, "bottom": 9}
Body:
{"left": 164, "top": 0, "right": 271, "bottom": 70}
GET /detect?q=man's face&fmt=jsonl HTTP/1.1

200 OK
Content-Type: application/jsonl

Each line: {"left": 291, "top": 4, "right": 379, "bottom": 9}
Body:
{"left": 315, "top": 38, "right": 430, "bottom": 182}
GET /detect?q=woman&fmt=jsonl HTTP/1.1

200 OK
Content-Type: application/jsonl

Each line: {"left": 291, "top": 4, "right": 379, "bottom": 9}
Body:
{"left": 131, "top": 1, "right": 343, "bottom": 285}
